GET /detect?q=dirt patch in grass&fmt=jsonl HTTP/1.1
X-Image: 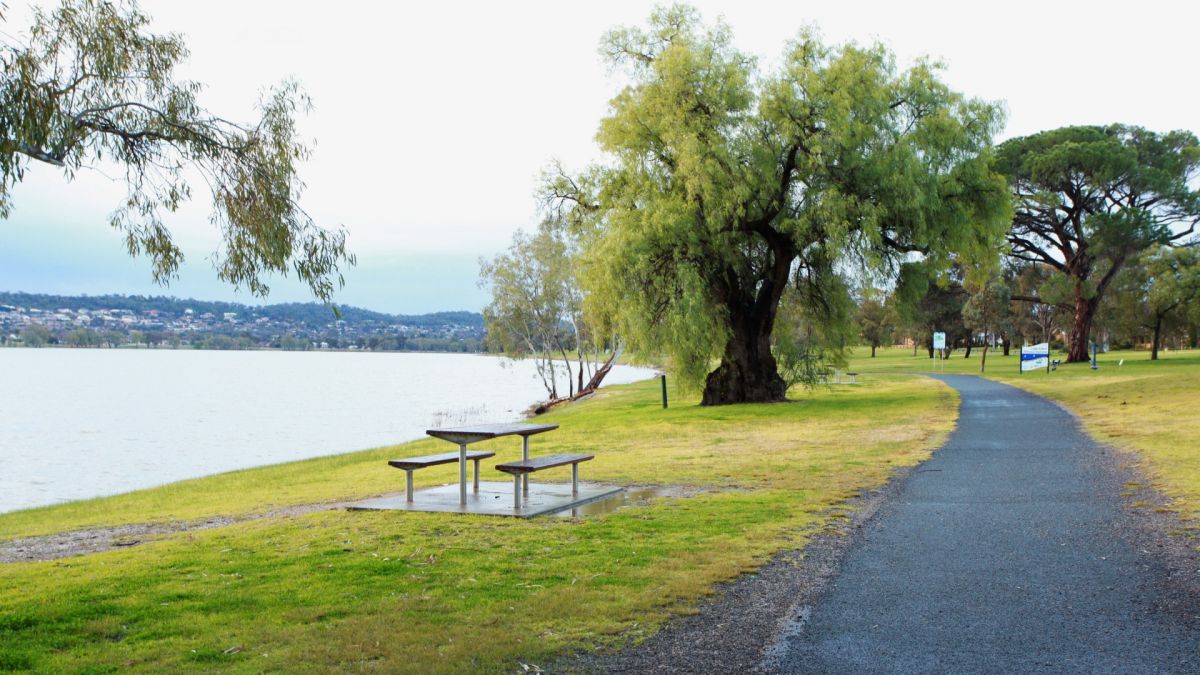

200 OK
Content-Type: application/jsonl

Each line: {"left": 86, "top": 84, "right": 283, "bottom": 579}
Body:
{"left": 0, "top": 501, "right": 348, "bottom": 563}
{"left": 0, "top": 485, "right": 723, "bottom": 564}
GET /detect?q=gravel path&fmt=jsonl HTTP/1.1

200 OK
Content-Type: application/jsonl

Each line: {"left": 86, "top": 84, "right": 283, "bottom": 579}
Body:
{"left": 567, "top": 374, "right": 1200, "bottom": 673}
{"left": 776, "top": 374, "right": 1200, "bottom": 673}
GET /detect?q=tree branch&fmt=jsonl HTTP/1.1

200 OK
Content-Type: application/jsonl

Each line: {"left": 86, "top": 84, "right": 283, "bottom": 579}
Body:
{"left": 12, "top": 142, "right": 65, "bottom": 166}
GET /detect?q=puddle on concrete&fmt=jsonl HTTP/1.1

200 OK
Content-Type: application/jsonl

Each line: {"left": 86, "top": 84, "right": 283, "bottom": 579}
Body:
{"left": 551, "top": 485, "right": 691, "bottom": 518}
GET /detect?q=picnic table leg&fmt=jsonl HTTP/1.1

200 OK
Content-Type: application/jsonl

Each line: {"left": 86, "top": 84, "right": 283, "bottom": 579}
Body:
{"left": 571, "top": 463, "right": 579, "bottom": 496}
{"left": 522, "top": 435, "right": 530, "bottom": 496}
{"left": 512, "top": 473, "right": 522, "bottom": 509}
{"left": 405, "top": 470, "right": 414, "bottom": 503}
{"left": 458, "top": 443, "right": 468, "bottom": 506}
{"left": 472, "top": 458, "right": 481, "bottom": 492}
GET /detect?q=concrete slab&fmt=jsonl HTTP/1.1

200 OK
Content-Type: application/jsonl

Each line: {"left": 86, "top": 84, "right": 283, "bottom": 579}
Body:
{"left": 347, "top": 481, "right": 624, "bottom": 518}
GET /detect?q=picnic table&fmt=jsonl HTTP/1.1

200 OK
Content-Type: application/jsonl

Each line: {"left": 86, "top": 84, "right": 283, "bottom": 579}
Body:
{"left": 425, "top": 423, "right": 559, "bottom": 505}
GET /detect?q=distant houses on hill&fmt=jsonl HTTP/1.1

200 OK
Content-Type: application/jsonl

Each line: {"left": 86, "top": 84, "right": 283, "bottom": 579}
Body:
{"left": 0, "top": 293, "right": 485, "bottom": 352}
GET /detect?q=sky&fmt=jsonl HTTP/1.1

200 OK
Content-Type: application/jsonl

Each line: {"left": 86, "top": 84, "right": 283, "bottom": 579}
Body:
{"left": 1, "top": 0, "right": 1197, "bottom": 313}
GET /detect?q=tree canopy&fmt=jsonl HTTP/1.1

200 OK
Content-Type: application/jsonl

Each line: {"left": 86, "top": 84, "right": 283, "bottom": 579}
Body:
{"left": 996, "top": 124, "right": 1200, "bottom": 361}
{"left": 0, "top": 0, "right": 352, "bottom": 302}
{"left": 546, "top": 5, "right": 1011, "bottom": 404}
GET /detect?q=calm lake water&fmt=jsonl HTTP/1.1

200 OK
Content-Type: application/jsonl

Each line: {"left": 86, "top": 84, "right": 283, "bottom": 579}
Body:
{"left": 0, "top": 349, "right": 655, "bottom": 514}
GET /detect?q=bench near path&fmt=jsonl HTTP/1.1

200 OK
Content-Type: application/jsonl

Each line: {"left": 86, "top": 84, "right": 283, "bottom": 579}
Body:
{"left": 776, "top": 375, "right": 1200, "bottom": 673}
{"left": 495, "top": 453, "right": 593, "bottom": 508}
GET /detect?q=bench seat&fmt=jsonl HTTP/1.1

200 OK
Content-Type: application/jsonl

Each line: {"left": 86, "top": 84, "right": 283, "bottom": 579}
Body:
{"left": 389, "top": 450, "right": 496, "bottom": 502}
{"left": 494, "top": 453, "right": 593, "bottom": 508}
{"left": 494, "top": 453, "right": 593, "bottom": 474}
{"left": 388, "top": 450, "right": 494, "bottom": 471}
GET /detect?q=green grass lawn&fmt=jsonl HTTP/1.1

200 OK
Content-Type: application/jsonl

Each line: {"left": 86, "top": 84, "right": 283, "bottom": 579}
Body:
{"left": 0, "top": 375, "right": 955, "bottom": 672}
{"left": 849, "top": 345, "right": 1200, "bottom": 528}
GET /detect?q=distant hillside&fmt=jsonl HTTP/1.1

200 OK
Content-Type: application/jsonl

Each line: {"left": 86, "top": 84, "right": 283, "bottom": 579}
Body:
{"left": 0, "top": 292, "right": 483, "bottom": 328}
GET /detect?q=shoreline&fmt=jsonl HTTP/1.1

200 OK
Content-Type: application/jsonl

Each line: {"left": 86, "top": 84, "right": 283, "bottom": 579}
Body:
{"left": 0, "top": 354, "right": 657, "bottom": 516}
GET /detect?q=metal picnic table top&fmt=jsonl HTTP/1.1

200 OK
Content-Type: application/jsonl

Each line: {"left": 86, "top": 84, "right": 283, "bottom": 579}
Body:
{"left": 425, "top": 423, "right": 559, "bottom": 446}
{"left": 425, "top": 423, "right": 560, "bottom": 505}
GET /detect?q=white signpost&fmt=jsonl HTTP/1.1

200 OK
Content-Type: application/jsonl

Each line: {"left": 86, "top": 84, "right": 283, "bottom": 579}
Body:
{"left": 1020, "top": 342, "right": 1050, "bottom": 373}
{"left": 932, "top": 332, "right": 946, "bottom": 371}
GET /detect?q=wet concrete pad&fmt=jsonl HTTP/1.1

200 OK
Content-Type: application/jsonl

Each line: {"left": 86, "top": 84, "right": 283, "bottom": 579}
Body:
{"left": 346, "top": 481, "right": 624, "bottom": 518}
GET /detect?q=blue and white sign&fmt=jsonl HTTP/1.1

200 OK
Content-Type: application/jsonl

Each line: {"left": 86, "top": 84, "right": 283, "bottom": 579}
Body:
{"left": 932, "top": 332, "right": 947, "bottom": 350}
{"left": 1020, "top": 342, "right": 1050, "bottom": 372}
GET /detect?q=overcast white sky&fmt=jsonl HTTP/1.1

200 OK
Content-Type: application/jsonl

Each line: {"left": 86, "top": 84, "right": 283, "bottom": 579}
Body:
{"left": 1, "top": 0, "right": 1197, "bottom": 312}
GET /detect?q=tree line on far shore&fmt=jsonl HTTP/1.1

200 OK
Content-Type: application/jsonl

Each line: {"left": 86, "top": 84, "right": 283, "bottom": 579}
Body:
{"left": 5, "top": 325, "right": 483, "bottom": 353}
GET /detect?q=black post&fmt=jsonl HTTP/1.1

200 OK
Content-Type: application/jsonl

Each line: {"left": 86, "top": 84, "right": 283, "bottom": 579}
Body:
{"left": 661, "top": 374, "right": 668, "bottom": 409}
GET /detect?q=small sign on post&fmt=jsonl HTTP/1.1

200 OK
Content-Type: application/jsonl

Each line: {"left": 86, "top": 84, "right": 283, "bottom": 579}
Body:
{"left": 932, "top": 332, "right": 946, "bottom": 371}
{"left": 1020, "top": 343, "right": 1050, "bottom": 373}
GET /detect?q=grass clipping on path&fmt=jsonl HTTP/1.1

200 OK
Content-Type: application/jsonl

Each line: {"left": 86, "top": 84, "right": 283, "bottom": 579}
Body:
{"left": 0, "top": 376, "right": 954, "bottom": 673}
{"left": 850, "top": 346, "right": 1200, "bottom": 529}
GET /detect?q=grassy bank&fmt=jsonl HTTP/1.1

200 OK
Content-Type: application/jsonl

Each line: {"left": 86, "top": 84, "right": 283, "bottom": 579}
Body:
{"left": 0, "top": 375, "right": 954, "bottom": 672}
{"left": 849, "top": 346, "right": 1200, "bottom": 527}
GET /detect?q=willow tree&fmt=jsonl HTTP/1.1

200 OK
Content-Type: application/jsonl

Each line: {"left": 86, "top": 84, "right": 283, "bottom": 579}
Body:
{"left": 546, "top": 6, "right": 1010, "bottom": 404}
{"left": 997, "top": 126, "right": 1200, "bottom": 362}
{"left": 0, "top": 0, "right": 352, "bottom": 302}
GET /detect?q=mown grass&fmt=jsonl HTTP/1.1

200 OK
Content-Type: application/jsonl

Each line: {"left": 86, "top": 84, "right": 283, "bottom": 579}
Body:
{"left": 849, "top": 346, "right": 1200, "bottom": 526}
{"left": 0, "top": 375, "right": 954, "bottom": 672}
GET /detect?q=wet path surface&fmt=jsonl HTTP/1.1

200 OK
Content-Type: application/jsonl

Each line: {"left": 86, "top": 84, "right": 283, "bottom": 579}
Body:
{"left": 777, "top": 375, "right": 1200, "bottom": 673}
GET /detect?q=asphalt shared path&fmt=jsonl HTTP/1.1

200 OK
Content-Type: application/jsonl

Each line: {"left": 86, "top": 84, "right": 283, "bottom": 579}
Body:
{"left": 777, "top": 374, "right": 1200, "bottom": 674}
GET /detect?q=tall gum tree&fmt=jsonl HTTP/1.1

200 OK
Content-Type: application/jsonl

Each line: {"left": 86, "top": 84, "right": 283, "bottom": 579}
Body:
{"left": 997, "top": 125, "right": 1200, "bottom": 362}
{"left": 547, "top": 6, "right": 1011, "bottom": 404}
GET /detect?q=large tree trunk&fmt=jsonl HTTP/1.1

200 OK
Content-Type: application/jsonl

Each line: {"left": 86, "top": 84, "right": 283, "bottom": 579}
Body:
{"left": 963, "top": 340, "right": 972, "bottom": 359}
{"left": 1151, "top": 315, "right": 1163, "bottom": 360}
{"left": 702, "top": 304, "right": 787, "bottom": 405}
{"left": 1066, "top": 290, "right": 1098, "bottom": 362}
{"left": 871, "top": 343, "right": 877, "bottom": 358}
{"left": 701, "top": 233, "right": 794, "bottom": 406}
{"left": 1001, "top": 335, "right": 1011, "bottom": 356}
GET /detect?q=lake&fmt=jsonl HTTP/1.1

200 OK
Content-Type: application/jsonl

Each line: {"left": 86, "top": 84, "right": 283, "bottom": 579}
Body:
{"left": 0, "top": 349, "right": 655, "bottom": 514}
